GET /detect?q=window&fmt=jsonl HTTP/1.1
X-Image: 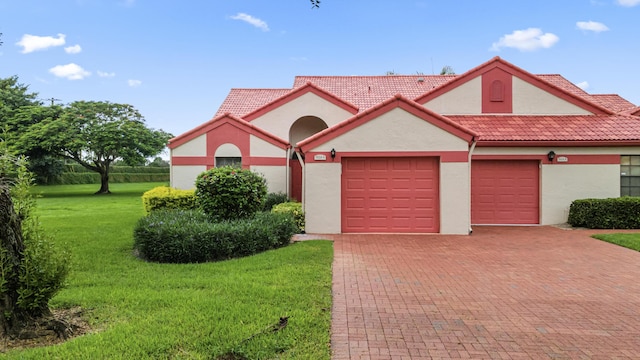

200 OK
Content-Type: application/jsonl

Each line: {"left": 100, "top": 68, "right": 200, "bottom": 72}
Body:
{"left": 620, "top": 155, "right": 640, "bottom": 196}
{"left": 215, "top": 157, "right": 241, "bottom": 167}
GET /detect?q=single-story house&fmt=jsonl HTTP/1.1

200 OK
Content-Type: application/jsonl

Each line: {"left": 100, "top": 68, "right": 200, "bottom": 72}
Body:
{"left": 168, "top": 57, "right": 640, "bottom": 235}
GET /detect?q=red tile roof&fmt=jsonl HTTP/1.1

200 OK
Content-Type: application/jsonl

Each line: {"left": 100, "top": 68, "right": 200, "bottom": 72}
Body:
{"left": 292, "top": 75, "right": 455, "bottom": 111}
{"left": 589, "top": 94, "right": 636, "bottom": 114}
{"left": 215, "top": 89, "right": 290, "bottom": 117}
{"left": 447, "top": 115, "right": 640, "bottom": 143}
{"left": 215, "top": 73, "right": 633, "bottom": 119}
{"left": 243, "top": 82, "right": 358, "bottom": 121}
{"left": 536, "top": 74, "right": 589, "bottom": 98}
{"left": 206, "top": 57, "right": 639, "bottom": 144}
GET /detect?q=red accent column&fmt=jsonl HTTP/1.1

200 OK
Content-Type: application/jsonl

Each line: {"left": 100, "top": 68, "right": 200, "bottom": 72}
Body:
{"left": 482, "top": 68, "right": 513, "bottom": 113}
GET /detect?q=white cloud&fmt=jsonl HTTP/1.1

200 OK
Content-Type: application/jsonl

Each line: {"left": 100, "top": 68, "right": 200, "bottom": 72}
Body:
{"left": 97, "top": 71, "right": 116, "bottom": 78}
{"left": 230, "top": 13, "right": 270, "bottom": 32}
{"left": 49, "top": 63, "right": 91, "bottom": 80}
{"left": 64, "top": 44, "right": 82, "bottom": 54}
{"left": 17, "top": 33, "right": 66, "bottom": 53}
{"left": 617, "top": 0, "right": 640, "bottom": 7}
{"left": 128, "top": 79, "right": 142, "bottom": 87}
{"left": 490, "top": 28, "right": 559, "bottom": 52}
{"left": 576, "top": 81, "right": 590, "bottom": 90}
{"left": 576, "top": 21, "right": 609, "bottom": 32}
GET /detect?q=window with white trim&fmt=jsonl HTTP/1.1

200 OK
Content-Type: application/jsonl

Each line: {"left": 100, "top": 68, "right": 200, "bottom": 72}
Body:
{"left": 620, "top": 155, "right": 640, "bottom": 196}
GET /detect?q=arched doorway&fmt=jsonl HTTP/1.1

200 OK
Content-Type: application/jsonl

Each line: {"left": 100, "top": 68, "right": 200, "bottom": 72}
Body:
{"left": 289, "top": 116, "right": 328, "bottom": 202}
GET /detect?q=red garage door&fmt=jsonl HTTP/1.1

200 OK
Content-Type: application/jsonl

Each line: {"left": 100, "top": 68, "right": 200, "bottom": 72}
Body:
{"left": 471, "top": 160, "right": 539, "bottom": 224}
{"left": 342, "top": 157, "right": 439, "bottom": 233}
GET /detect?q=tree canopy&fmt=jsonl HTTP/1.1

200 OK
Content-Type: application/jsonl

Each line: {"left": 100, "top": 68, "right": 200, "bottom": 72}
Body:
{"left": 18, "top": 101, "right": 172, "bottom": 194}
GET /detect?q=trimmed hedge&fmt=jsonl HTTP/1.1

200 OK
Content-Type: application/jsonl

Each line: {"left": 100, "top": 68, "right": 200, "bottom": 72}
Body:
{"left": 56, "top": 172, "right": 169, "bottom": 185}
{"left": 568, "top": 197, "right": 640, "bottom": 229}
{"left": 64, "top": 164, "right": 169, "bottom": 174}
{"left": 272, "top": 202, "right": 304, "bottom": 233}
{"left": 133, "top": 210, "right": 298, "bottom": 263}
{"left": 142, "top": 186, "right": 197, "bottom": 214}
{"left": 44, "top": 164, "right": 170, "bottom": 184}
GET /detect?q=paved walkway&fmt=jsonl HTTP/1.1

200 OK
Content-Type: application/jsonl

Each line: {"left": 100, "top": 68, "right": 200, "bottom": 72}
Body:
{"left": 329, "top": 226, "right": 640, "bottom": 359}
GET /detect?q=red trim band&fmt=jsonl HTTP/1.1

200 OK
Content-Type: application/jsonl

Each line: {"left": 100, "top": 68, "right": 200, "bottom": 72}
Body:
{"left": 305, "top": 151, "right": 469, "bottom": 163}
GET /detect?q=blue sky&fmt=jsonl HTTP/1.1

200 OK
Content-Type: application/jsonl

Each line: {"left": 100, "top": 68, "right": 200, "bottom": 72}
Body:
{"left": 1, "top": 0, "right": 639, "bottom": 139}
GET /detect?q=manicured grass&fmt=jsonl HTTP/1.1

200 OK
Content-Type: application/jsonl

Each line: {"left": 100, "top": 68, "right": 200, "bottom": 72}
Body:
{"left": 5, "top": 183, "right": 333, "bottom": 359}
{"left": 593, "top": 233, "right": 640, "bottom": 252}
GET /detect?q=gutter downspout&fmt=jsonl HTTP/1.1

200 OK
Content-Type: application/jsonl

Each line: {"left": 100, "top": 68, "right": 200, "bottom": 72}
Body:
{"left": 468, "top": 136, "right": 478, "bottom": 235}
{"left": 295, "top": 148, "right": 306, "bottom": 211}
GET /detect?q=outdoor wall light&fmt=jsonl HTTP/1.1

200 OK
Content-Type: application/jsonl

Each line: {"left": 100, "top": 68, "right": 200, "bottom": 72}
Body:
{"left": 547, "top": 150, "right": 556, "bottom": 162}
{"left": 330, "top": 148, "right": 336, "bottom": 159}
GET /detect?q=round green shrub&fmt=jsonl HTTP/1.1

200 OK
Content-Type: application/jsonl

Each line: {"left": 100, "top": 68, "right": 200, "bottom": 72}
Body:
{"left": 195, "top": 166, "right": 267, "bottom": 221}
{"left": 133, "top": 209, "right": 298, "bottom": 263}
{"left": 272, "top": 202, "right": 304, "bottom": 233}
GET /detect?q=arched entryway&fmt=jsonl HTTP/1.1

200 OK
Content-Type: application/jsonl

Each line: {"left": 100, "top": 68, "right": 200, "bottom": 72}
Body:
{"left": 289, "top": 116, "right": 328, "bottom": 202}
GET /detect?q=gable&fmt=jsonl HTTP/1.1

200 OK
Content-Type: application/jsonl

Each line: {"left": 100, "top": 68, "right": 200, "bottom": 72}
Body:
{"left": 415, "top": 57, "right": 611, "bottom": 116}
{"left": 310, "top": 107, "right": 470, "bottom": 152}
{"left": 299, "top": 95, "right": 476, "bottom": 153}
{"left": 168, "top": 113, "right": 287, "bottom": 151}
{"left": 249, "top": 91, "right": 357, "bottom": 140}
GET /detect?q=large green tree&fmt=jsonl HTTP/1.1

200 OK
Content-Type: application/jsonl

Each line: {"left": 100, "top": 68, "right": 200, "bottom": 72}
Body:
{"left": 0, "top": 76, "right": 41, "bottom": 125}
{"left": 20, "top": 101, "right": 172, "bottom": 194}
{"left": 0, "top": 76, "right": 65, "bottom": 183}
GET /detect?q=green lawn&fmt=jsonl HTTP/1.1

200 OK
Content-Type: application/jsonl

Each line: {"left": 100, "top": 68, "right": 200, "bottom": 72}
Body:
{"left": 3, "top": 183, "right": 333, "bottom": 359}
{"left": 592, "top": 233, "right": 640, "bottom": 252}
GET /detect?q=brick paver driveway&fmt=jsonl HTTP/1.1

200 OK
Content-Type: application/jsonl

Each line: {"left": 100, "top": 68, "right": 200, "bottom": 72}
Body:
{"left": 329, "top": 226, "right": 640, "bottom": 359}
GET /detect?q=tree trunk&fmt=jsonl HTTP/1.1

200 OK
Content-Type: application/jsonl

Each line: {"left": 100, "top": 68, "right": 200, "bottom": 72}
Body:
{"left": 95, "top": 168, "right": 111, "bottom": 194}
{"left": 0, "top": 184, "right": 26, "bottom": 337}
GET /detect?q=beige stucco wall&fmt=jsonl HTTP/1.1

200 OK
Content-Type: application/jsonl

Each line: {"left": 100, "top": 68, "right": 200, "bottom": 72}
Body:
{"left": 172, "top": 134, "right": 207, "bottom": 156}
{"left": 313, "top": 108, "right": 469, "bottom": 152}
{"left": 512, "top": 77, "right": 592, "bottom": 115}
{"left": 251, "top": 165, "right": 287, "bottom": 194}
{"left": 304, "top": 162, "right": 342, "bottom": 234}
{"left": 423, "top": 77, "right": 481, "bottom": 115}
{"left": 251, "top": 92, "right": 354, "bottom": 140}
{"left": 171, "top": 165, "right": 205, "bottom": 190}
{"left": 214, "top": 143, "right": 241, "bottom": 157}
{"left": 250, "top": 135, "right": 286, "bottom": 158}
{"left": 440, "top": 162, "right": 471, "bottom": 234}
{"left": 541, "top": 164, "right": 620, "bottom": 224}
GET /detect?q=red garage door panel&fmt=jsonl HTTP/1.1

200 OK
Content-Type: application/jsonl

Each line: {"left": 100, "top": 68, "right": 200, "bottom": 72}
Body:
{"left": 471, "top": 160, "right": 539, "bottom": 224}
{"left": 342, "top": 157, "right": 439, "bottom": 233}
